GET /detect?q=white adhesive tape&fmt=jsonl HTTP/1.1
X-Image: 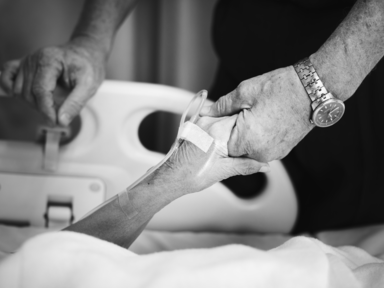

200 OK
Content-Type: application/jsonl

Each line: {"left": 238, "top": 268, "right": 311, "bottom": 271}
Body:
{"left": 179, "top": 121, "right": 214, "bottom": 153}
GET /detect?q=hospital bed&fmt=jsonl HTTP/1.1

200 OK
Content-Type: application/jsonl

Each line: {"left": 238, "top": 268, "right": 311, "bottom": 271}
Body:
{"left": 0, "top": 80, "right": 297, "bottom": 255}
{"left": 3, "top": 81, "right": 384, "bottom": 288}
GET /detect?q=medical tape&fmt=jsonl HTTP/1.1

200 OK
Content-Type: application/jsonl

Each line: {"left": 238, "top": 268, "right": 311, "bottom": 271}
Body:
{"left": 179, "top": 121, "right": 214, "bottom": 153}
{"left": 117, "top": 189, "right": 139, "bottom": 219}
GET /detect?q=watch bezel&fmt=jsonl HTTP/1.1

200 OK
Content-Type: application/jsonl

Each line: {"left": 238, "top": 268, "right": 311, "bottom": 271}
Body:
{"left": 312, "top": 98, "right": 345, "bottom": 128}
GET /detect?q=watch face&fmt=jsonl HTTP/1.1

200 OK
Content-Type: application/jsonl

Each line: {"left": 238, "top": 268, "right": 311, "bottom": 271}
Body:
{"left": 313, "top": 99, "right": 345, "bottom": 127}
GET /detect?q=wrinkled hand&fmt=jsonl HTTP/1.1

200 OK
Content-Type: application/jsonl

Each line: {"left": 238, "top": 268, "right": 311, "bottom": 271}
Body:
{"left": 200, "top": 67, "right": 315, "bottom": 162}
{"left": 154, "top": 116, "right": 270, "bottom": 196}
{"left": 0, "top": 37, "right": 106, "bottom": 126}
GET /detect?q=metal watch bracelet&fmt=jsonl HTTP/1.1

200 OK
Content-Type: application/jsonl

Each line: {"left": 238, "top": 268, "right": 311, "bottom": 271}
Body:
{"left": 293, "top": 58, "right": 334, "bottom": 110}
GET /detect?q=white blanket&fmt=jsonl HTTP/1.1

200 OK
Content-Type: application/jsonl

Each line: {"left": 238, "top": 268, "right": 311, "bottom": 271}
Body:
{"left": 1, "top": 231, "right": 384, "bottom": 288}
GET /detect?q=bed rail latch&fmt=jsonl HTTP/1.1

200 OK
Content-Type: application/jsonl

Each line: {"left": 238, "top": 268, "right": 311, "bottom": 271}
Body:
{"left": 38, "top": 126, "right": 71, "bottom": 172}
{"left": 43, "top": 195, "right": 74, "bottom": 228}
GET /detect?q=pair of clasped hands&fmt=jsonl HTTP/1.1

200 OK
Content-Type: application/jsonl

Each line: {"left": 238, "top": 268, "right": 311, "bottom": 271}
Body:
{"left": 0, "top": 43, "right": 314, "bottom": 190}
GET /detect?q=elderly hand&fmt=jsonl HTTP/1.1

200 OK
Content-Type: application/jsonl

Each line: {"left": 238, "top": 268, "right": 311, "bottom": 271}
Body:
{"left": 0, "top": 36, "right": 106, "bottom": 126}
{"left": 66, "top": 116, "right": 269, "bottom": 248}
{"left": 152, "top": 115, "right": 270, "bottom": 196}
{"left": 200, "top": 67, "right": 315, "bottom": 162}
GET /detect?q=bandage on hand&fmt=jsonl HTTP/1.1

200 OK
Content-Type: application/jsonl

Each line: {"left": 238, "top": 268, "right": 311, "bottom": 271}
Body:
{"left": 135, "top": 116, "right": 269, "bottom": 198}
{"left": 167, "top": 115, "right": 269, "bottom": 194}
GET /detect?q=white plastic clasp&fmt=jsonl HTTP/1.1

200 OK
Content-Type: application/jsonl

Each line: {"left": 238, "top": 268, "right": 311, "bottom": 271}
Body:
{"left": 38, "top": 126, "right": 71, "bottom": 171}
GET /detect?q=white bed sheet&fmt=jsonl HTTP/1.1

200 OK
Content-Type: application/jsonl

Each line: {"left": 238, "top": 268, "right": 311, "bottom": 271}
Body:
{"left": 2, "top": 224, "right": 384, "bottom": 287}
{"left": 1, "top": 230, "right": 384, "bottom": 288}
{"left": 0, "top": 224, "right": 291, "bottom": 261}
{"left": 2, "top": 224, "right": 384, "bottom": 259}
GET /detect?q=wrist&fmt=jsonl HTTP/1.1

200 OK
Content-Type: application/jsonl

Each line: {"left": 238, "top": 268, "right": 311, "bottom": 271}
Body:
{"left": 286, "top": 66, "right": 316, "bottom": 129}
{"left": 294, "top": 58, "right": 346, "bottom": 127}
{"left": 129, "top": 170, "right": 184, "bottom": 209}
{"left": 69, "top": 34, "right": 111, "bottom": 61}
{"left": 309, "top": 52, "right": 355, "bottom": 102}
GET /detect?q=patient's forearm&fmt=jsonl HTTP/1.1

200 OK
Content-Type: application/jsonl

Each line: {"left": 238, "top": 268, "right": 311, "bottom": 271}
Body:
{"left": 64, "top": 172, "right": 181, "bottom": 248}
{"left": 64, "top": 120, "right": 265, "bottom": 247}
{"left": 311, "top": 0, "right": 384, "bottom": 101}
{"left": 71, "top": 0, "right": 140, "bottom": 56}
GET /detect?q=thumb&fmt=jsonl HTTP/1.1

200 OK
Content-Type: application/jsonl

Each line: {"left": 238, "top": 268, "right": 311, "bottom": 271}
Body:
{"left": 0, "top": 60, "right": 21, "bottom": 95}
{"left": 58, "top": 81, "right": 93, "bottom": 126}
{"left": 200, "top": 89, "right": 251, "bottom": 117}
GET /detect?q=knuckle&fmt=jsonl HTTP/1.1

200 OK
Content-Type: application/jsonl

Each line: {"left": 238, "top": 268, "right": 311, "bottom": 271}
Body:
{"left": 236, "top": 81, "right": 248, "bottom": 99}
{"left": 31, "top": 84, "right": 47, "bottom": 97}
{"left": 82, "top": 74, "right": 98, "bottom": 91}
{"left": 35, "top": 47, "right": 61, "bottom": 66}
{"left": 231, "top": 160, "right": 256, "bottom": 176}
{"left": 241, "top": 165, "right": 255, "bottom": 176}
{"left": 237, "top": 79, "right": 259, "bottom": 105}
{"left": 66, "top": 99, "right": 84, "bottom": 114}
{"left": 256, "top": 150, "right": 272, "bottom": 163}
{"left": 276, "top": 148, "right": 290, "bottom": 161}
{"left": 2, "top": 61, "right": 16, "bottom": 71}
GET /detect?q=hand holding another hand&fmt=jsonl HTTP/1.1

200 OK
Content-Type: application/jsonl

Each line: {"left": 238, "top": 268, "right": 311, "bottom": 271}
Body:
{"left": 151, "top": 115, "right": 270, "bottom": 197}
{"left": 201, "top": 67, "right": 315, "bottom": 162}
{"left": 0, "top": 36, "right": 107, "bottom": 126}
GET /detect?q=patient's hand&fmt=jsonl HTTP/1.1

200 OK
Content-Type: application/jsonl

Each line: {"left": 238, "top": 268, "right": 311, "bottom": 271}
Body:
{"left": 151, "top": 115, "right": 270, "bottom": 196}
{"left": 66, "top": 116, "right": 268, "bottom": 248}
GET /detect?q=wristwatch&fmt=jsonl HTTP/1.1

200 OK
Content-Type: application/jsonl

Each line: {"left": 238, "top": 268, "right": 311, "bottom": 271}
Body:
{"left": 293, "top": 58, "right": 345, "bottom": 128}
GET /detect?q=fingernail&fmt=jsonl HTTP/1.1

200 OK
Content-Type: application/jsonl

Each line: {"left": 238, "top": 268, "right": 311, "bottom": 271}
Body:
{"left": 59, "top": 113, "right": 71, "bottom": 126}
{"left": 259, "top": 165, "right": 271, "bottom": 173}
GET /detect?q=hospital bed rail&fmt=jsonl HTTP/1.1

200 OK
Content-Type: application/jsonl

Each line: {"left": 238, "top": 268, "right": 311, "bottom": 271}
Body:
{"left": 0, "top": 81, "right": 297, "bottom": 233}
